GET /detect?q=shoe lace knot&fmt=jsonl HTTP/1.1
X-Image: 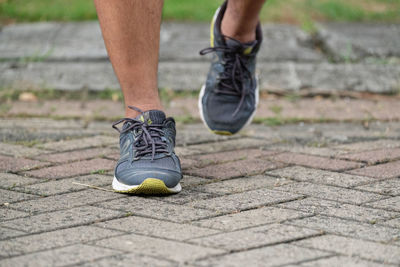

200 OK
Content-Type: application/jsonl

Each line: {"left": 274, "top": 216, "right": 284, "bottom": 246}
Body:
{"left": 112, "top": 106, "right": 168, "bottom": 161}
{"left": 200, "top": 37, "right": 255, "bottom": 117}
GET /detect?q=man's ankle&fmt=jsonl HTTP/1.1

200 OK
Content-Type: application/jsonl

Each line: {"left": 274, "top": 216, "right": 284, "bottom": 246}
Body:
{"left": 125, "top": 104, "right": 164, "bottom": 118}
{"left": 221, "top": 18, "right": 257, "bottom": 43}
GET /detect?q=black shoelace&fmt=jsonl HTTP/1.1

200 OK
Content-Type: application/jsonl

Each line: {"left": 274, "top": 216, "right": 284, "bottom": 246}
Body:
{"left": 112, "top": 106, "right": 168, "bottom": 161}
{"left": 200, "top": 36, "right": 254, "bottom": 117}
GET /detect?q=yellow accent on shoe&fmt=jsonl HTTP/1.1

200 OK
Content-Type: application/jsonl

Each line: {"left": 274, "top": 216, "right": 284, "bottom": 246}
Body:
{"left": 114, "top": 178, "right": 174, "bottom": 195}
{"left": 210, "top": 7, "right": 221, "bottom": 47}
{"left": 243, "top": 46, "right": 253, "bottom": 55}
{"left": 212, "top": 130, "right": 233, "bottom": 136}
{"left": 210, "top": 15, "right": 215, "bottom": 47}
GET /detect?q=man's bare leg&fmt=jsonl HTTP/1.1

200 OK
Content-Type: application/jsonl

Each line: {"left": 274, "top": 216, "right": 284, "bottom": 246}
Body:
{"left": 95, "top": 0, "right": 182, "bottom": 195}
{"left": 94, "top": 0, "right": 163, "bottom": 118}
{"left": 221, "top": 0, "right": 266, "bottom": 43}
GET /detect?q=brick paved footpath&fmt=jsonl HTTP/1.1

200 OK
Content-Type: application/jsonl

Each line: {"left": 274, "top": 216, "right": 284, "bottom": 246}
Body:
{"left": 1, "top": 105, "right": 400, "bottom": 266}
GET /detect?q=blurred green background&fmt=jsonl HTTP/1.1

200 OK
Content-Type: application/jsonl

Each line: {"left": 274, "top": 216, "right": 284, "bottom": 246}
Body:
{"left": 0, "top": 0, "right": 399, "bottom": 25}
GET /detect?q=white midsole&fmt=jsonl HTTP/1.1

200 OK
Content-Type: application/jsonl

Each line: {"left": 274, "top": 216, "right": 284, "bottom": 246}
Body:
{"left": 112, "top": 176, "right": 182, "bottom": 193}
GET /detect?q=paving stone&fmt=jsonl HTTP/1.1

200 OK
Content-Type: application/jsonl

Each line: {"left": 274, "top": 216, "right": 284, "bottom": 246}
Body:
{"left": 180, "top": 175, "right": 209, "bottom": 189}
{"left": 47, "top": 22, "right": 107, "bottom": 60}
{"left": 190, "top": 224, "right": 321, "bottom": 251}
{"left": 194, "top": 244, "right": 331, "bottom": 267}
{"left": 187, "top": 149, "right": 279, "bottom": 168}
{"left": 186, "top": 138, "right": 272, "bottom": 154}
{"left": 382, "top": 217, "right": 400, "bottom": 228}
{"left": 96, "top": 215, "right": 219, "bottom": 241}
{"left": 0, "top": 142, "right": 44, "bottom": 158}
{"left": 194, "top": 174, "right": 292, "bottom": 195}
{"left": 5, "top": 100, "right": 124, "bottom": 122}
{"left": 79, "top": 253, "right": 176, "bottom": 267}
{"left": 281, "top": 122, "right": 400, "bottom": 143}
{"left": 268, "top": 166, "right": 373, "bottom": 188}
{"left": 0, "top": 225, "right": 123, "bottom": 258}
{"left": 356, "top": 178, "right": 400, "bottom": 196}
{"left": 292, "top": 63, "right": 400, "bottom": 94}
{"left": 287, "top": 215, "right": 400, "bottom": 243}
{"left": 9, "top": 90, "right": 400, "bottom": 124}
{"left": 269, "top": 144, "right": 342, "bottom": 157}
{"left": 299, "top": 256, "right": 390, "bottom": 267}
{"left": 102, "top": 151, "right": 119, "bottom": 161}
{"left": 23, "top": 158, "right": 115, "bottom": 179}
{"left": 0, "top": 227, "right": 25, "bottom": 240}
{"left": 348, "top": 161, "right": 400, "bottom": 179}
{"left": 0, "top": 173, "right": 39, "bottom": 189}
{"left": 0, "top": 127, "right": 98, "bottom": 145}
{"left": 0, "top": 206, "right": 124, "bottom": 234}
{"left": 339, "top": 148, "right": 400, "bottom": 164}
{"left": 8, "top": 189, "right": 123, "bottom": 214}
{"left": 0, "top": 22, "right": 323, "bottom": 61}
{"left": 3, "top": 60, "right": 400, "bottom": 93}
{"left": 154, "top": 189, "right": 215, "bottom": 205}
{"left": 0, "top": 22, "right": 60, "bottom": 59}
{"left": 175, "top": 124, "right": 235, "bottom": 146}
{"left": 175, "top": 146, "right": 203, "bottom": 157}
{"left": 270, "top": 152, "right": 362, "bottom": 171}
{"left": 0, "top": 118, "right": 84, "bottom": 130}
{"left": 279, "top": 197, "right": 398, "bottom": 223}
{"left": 187, "top": 159, "right": 285, "bottom": 180}
{"left": 0, "top": 155, "right": 50, "bottom": 172}
{"left": 161, "top": 23, "right": 323, "bottom": 62}
{"left": 37, "top": 135, "right": 116, "bottom": 151}
{"left": 15, "top": 174, "right": 112, "bottom": 196}
{"left": 95, "top": 197, "right": 220, "bottom": 223}
{"left": 194, "top": 206, "right": 310, "bottom": 231}
{"left": 192, "top": 188, "right": 302, "bottom": 212}
{"left": 334, "top": 140, "right": 400, "bottom": 153}
{"left": 295, "top": 235, "right": 400, "bottom": 265}
{"left": 92, "top": 233, "right": 225, "bottom": 263}
{"left": 0, "top": 244, "right": 119, "bottom": 267}
{"left": 275, "top": 182, "right": 384, "bottom": 205}
{"left": 317, "top": 23, "right": 400, "bottom": 60}
{"left": 260, "top": 24, "right": 324, "bottom": 62}
{"left": 36, "top": 147, "right": 114, "bottom": 163}
{"left": 0, "top": 188, "right": 37, "bottom": 205}
{"left": 366, "top": 196, "right": 400, "bottom": 212}
{"left": 254, "top": 97, "right": 400, "bottom": 124}
{"left": 0, "top": 208, "right": 28, "bottom": 221}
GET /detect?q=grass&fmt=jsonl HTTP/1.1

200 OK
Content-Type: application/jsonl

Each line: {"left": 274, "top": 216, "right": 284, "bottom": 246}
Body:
{"left": 0, "top": 0, "right": 399, "bottom": 24}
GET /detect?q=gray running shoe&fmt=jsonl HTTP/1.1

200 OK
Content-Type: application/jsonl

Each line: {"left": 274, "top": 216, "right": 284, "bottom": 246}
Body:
{"left": 199, "top": 1, "right": 262, "bottom": 135}
{"left": 111, "top": 106, "right": 182, "bottom": 194}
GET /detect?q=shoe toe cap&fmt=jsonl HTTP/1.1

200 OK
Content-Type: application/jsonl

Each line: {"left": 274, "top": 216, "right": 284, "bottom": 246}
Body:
{"left": 202, "top": 95, "right": 255, "bottom": 134}
{"left": 115, "top": 168, "right": 182, "bottom": 188}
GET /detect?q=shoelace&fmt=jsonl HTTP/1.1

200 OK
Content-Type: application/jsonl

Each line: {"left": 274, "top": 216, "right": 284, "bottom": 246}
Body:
{"left": 200, "top": 36, "right": 255, "bottom": 117}
{"left": 112, "top": 106, "right": 168, "bottom": 161}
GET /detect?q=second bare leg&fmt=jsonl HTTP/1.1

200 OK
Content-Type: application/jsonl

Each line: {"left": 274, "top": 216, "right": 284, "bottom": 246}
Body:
{"left": 221, "top": 0, "right": 266, "bottom": 43}
{"left": 94, "top": 0, "right": 164, "bottom": 118}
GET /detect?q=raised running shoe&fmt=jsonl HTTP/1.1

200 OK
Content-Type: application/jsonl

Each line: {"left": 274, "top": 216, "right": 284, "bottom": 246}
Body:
{"left": 199, "top": 1, "right": 262, "bottom": 135}
{"left": 111, "top": 106, "right": 182, "bottom": 194}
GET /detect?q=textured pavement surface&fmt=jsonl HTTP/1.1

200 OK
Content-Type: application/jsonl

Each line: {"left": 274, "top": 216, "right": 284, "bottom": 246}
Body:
{"left": 0, "top": 22, "right": 399, "bottom": 93}
{"left": 1, "top": 20, "right": 400, "bottom": 266}
{"left": 0, "top": 106, "right": 400, "bottom": 266}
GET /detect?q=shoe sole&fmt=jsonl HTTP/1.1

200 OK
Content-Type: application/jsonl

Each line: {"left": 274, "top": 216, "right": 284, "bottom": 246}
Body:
{"left": 112, "top": 176, "right": 181, "bottom": 195}
{"left": 199, "top": 6, "right": 259, "bottom": 136}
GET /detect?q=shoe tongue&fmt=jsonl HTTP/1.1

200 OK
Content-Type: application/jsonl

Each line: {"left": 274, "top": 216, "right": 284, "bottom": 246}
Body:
{"left": 226, "top": 39, "right": 257, "bottom": 55}
{"left": 136, "top": 110, "right": 166, "bottom": 125}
